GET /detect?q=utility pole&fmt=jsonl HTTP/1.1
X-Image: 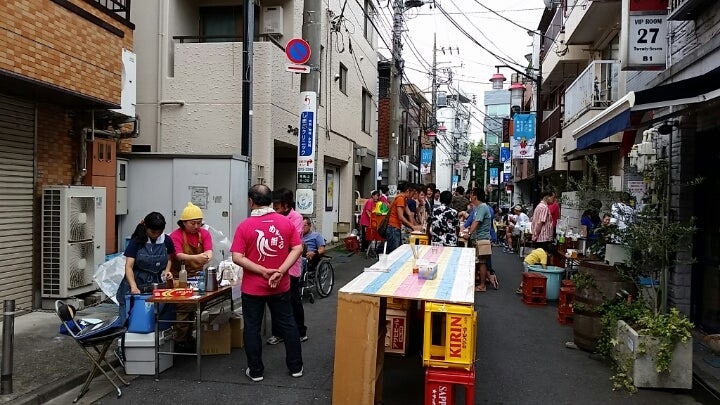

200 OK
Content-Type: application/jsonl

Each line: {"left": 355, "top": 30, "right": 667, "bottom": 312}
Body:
{"left": 388, "top": 0, "right": 403, "bottom": 197}
{"left": 242, "top": 0, "right": 254, "bottom": 198}
{"left": 429, "top": 33, "right": 437, "bottom": 184}
{"left": 299, "top": 0, "right": 321, "bottom": 213}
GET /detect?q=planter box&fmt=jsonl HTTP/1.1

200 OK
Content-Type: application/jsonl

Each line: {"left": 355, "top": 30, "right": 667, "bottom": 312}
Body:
{"left": 614, "top": 320, "right": 692, "bottom": 389}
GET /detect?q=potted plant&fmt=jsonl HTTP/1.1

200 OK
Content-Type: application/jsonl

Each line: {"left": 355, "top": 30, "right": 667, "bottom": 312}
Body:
{"left": 594, "top": 157, "right": 697, "bottom": 391}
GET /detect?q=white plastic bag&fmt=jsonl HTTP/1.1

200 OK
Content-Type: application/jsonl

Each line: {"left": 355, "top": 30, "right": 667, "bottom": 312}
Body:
{"left": 93, "top": 255, "right": 126, "bottom": 305}
{"left": 203, "top": 224, "right": 232, "bottom": 268}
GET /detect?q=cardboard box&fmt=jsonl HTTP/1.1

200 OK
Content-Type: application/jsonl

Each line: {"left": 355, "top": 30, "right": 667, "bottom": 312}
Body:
{"left": 230, "top": 312, "right": 244, "bottom": 348}
{"left": 152, "top": 288, "right": 195, "bottom": 298}
{"left": 123, "top": 330, "right": 174, "bottom": 375}
{"left": 385, "top": 309, "right": 407, "bottom": 355}
{"left": 200, "top": 312, "right": 231, "bottom": 355}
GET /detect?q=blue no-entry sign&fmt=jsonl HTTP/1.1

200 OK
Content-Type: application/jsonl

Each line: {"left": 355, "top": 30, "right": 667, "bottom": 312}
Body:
{"left": 286, "top": 38, "right": 311, "bottom": 65}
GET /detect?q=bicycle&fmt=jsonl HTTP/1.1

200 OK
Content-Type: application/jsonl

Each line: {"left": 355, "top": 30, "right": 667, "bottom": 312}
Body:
{"left": 300, "top": 255, "right": 335, "bottom": 303}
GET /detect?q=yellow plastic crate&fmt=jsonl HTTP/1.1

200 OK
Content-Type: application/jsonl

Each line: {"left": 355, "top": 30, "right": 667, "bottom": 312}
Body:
{"left": 422, "top": 302, "right": 476, "bottom": 370}
{"left": 409, "top": 234, "right": 429, "bottom": 245}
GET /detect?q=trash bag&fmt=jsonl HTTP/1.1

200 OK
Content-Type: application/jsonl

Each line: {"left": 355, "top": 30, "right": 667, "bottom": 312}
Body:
{"left": 93, "top": 255, "right": 126, "bottom": 305}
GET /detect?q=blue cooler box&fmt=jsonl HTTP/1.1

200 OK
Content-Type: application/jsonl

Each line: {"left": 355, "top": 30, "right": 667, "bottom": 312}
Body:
{"left": 125, "top": 294, "right": 175, "bottom": 333}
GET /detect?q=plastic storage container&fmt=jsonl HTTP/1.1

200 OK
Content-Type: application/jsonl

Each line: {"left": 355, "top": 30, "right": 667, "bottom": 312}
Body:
{"left": 123, "top": 330, "right": 174, "bottom": 375}
{"left": 528, "top": 265, "right": 565, "bottom": 300}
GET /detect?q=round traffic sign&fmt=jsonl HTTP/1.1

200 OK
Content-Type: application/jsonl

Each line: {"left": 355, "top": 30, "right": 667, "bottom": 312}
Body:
{"left": 286, "top": 38, "right": 311, "bottom": 65}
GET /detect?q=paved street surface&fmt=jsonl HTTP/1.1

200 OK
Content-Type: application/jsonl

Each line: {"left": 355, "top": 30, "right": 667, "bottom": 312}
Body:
{"left": 5, "top": 246, "right": 720, "bottom": 404}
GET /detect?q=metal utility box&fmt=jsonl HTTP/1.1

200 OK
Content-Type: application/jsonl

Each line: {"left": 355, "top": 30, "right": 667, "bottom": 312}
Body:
{"left": 119, "top": 154, "right": 249, "bottom": 252}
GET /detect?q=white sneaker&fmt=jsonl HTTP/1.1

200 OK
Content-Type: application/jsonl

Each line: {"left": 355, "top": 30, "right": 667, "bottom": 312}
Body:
{"left": 245, "top": 368, "right": 263, "bottom": 382}
{"left": 266, "top": 335, "right": 283, "bottom": 345}
{"left": 291, "top": 367, "right": 303, "bottom": 378}
{"left": 300, "top": 335, "right": 308, "bottom": 342}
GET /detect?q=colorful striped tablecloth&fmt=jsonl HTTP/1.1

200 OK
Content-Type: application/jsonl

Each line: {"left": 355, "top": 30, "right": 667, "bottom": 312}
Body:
{"left": 340, "top": 244, "right": 475, "bottom": 305}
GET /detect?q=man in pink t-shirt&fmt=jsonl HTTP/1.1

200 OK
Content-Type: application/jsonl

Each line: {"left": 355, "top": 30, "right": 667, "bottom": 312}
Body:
{"left": 231, "top": 184, "right": 304, "bottom": 382}
{"left": 265, "top": 187, "right": 307, "bottom": 345}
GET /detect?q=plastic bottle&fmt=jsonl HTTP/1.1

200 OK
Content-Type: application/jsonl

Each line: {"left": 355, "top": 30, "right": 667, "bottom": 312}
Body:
{"left": 179, "top": 261, "right": 188, "bottom": 288}
{"left": 197, "top": 270, "right": 205, "bottom": 293}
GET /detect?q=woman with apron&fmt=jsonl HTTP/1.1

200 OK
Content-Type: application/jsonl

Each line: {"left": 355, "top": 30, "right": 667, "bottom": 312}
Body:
{"left": 117, "top": 212, "right": 175, "bottom": 324}
{"left": 169, "top": 202, "right": 213, "bottom": 351}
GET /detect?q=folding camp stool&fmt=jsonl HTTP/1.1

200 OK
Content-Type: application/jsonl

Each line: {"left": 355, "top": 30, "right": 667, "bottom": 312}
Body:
{"left": 55, "top": 300, "right": 130, "bottom": 402}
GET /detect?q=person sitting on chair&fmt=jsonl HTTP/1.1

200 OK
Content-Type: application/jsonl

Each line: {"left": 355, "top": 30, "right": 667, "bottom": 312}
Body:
{"left": 302, "top": 217, "right": 326, "bottom": 270}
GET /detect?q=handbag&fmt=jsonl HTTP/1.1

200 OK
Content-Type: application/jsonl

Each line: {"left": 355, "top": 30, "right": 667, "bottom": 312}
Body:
{"left": 376, "top": 199, "right": 396, "bottom": 239}
{"left": 377, "top": 214, "right": 390, "bottom": 239}
{"left": 476, "top": 239, "right": 492, "bottom": 256}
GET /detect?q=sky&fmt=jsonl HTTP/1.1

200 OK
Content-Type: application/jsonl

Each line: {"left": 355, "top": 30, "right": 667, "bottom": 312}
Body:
{"left": 375, "top": 0, "right": 547, "bottom": 143}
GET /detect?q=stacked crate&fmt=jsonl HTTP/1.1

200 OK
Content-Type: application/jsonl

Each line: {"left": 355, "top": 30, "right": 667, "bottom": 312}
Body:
{"left": 422, "top": 302, "right": 476, "bottom": 405}
{"left": 521, "top": 272, "right": 547, "bottom": 306}
{"left": 385, "top": 298, "right": 411, "bottom": 355}
{"left": 558, "top": 280, "right": 575, "bottom": 325}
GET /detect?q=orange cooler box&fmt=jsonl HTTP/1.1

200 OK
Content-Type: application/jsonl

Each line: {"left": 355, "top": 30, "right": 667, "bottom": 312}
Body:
{"left": 423, "top": 302, "right": 476, "bottom": 370}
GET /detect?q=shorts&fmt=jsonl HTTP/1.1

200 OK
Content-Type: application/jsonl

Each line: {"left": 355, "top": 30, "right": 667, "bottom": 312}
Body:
{"left": 476, "top": 255, "right": 490, "bottom": 264}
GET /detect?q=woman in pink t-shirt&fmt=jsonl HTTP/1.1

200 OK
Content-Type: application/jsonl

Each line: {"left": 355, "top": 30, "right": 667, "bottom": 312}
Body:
{"left": 360, "top": 190, "right": 379, "bottom": 250}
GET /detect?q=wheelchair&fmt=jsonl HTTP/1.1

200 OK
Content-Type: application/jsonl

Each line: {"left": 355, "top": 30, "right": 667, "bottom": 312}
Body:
{"left": 300, "top": 255, "right": 335, "bottom": 303}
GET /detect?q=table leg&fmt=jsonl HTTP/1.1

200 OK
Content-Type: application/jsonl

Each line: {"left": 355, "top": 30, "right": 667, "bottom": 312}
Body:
{"left": 154, "top": 303, "right": 160, "bottom": 381}
{"left": 196, "top": 302, "right": 202, "bottom": 380}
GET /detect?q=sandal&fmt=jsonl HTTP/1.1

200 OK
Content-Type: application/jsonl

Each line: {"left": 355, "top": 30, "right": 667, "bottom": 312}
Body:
{"left": 488, "top": 274, "right": 498, "bottom": 290}
{"left": 475, "top": 286, "right": 487, "bottom": 292}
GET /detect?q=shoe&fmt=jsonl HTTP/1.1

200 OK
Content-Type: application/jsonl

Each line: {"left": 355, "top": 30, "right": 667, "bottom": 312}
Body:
{"left": 175, "top": 341, "right": 196, "bottom": 353}
{"left": 300, "top": 335, "right": 309, "bottom": 342}
{"left": 245, "top": 368, "right": 264, "bottom": 382}
{"left": 488, "top": 274, "right": 498, "bottom": 290}
{"left": 266, "top": 335, "right": 284, "bottom": 345}
{"left": 291, "top": 367, "right": 304, "bottom": 378}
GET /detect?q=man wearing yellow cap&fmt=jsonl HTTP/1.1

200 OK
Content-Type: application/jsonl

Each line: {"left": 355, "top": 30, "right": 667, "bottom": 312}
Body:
{"left": 170, "top": 202, "right": 214, "bottom": 351}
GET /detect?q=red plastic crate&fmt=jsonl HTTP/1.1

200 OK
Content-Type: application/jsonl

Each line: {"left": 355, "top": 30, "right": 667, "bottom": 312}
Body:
{"left": 343, "top": 236, "right": 359, "bottom": 254}
{"left": 425, "top": 366, "right": 475, "bottom": 405}
{"left": 561, "top": 279, "right": 575, "bottom": 288}
{"left": 557, "top": 286, "right": 575, "bottom": 325}
{"left": 521, "top": 272, "right": 547, "bottom": 306}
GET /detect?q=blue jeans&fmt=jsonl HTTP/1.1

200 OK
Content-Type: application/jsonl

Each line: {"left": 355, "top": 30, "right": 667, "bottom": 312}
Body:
{"left": 385, "top": 226, "right": 402, "bottom": 254}
{"left": 242, "top": 291, "right": 303, "bottom": 377}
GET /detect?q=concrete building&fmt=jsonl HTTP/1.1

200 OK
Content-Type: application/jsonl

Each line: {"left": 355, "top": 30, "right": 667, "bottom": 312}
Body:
{"left": 433, "top": 90, "right": 471, "bottom": 193}
{"left": 534, "top": 0, "right": 720, "bottom": 327}
{"left": 129, "top": 0, "right": 378, "bottom": 242}
{"left": 0, "top": 0, "right": 135, "bottom": 308}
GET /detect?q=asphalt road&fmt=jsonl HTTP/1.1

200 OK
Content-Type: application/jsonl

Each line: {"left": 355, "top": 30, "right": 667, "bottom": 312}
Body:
{"left": 48, "top": 246, "right": 717, "bottom": 405}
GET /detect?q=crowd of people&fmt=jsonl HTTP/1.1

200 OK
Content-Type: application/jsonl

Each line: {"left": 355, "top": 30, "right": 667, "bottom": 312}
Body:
{"left": 117, "top": 180, "right": 631, "bottom": 383}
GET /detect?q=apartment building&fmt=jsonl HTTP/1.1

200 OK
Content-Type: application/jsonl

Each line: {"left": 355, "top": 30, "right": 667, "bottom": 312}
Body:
{"left": 129, "top": 0, "right": 378, "bottom": 242}
{"left": 536, "top": 0, "right": 720, "bottom": 329}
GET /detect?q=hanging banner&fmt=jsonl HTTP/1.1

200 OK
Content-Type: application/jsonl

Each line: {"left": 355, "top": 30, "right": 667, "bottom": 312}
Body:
{"left": 489, "top": 167, "right": 499, "bottom": 185}
{"left": 420, "top": 148, "right": 433, "bottom": 175}
{"left": 499, "top": 147, "right": 511, "bottom": 163}
{"left": 511, "top": 113, "right": 535, "bottom": 159}
{"left": 297, "top": 91, "right": 317, "bottom": 184}
{"left": 620, "top": 0, "right": 668, "bottom": 70}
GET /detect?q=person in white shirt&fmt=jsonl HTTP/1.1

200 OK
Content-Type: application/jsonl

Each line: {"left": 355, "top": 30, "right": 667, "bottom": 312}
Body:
{"left": 504, "top": 205, "right": 529, "bottom": 253}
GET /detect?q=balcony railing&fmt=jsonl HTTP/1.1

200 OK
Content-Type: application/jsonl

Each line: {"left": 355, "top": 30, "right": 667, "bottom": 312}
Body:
{"left": 540, "top": 106, "right": 561, "bottom": 143}
{"left": 564, "top": 60, "right": 619, "bottom": 125}
{"left": 86, "top": 0, "right": 131, "bottom": 23}
{"left": 541, "top": 8, "right": 563, "bottom": 63}
{"left": 669, "top": 0, "right": 711, "bottom": 20}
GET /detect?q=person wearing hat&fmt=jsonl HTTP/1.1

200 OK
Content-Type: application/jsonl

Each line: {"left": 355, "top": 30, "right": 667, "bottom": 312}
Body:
{"left": 504, "top": 205, "right": 530, "bottom": 253}
{"left": 169, "top": 202, "right": 214, "bottom": 351}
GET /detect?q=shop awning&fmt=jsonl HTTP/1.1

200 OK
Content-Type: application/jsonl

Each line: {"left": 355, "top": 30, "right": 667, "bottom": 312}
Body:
{"left": 573, "top": 66, "right": 720, "bottom": 150}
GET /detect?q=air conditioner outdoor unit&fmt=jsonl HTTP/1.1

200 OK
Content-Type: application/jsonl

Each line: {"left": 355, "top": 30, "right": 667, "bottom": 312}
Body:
{"left": 263, "top": 6, "right": 284, "bottom": 35}
{"left": 42, "top": 186, "right": 106, "bottom": 299}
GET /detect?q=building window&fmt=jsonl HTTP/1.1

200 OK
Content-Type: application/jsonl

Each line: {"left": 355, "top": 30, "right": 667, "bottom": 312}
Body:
{"left": 339, "top": 63, "right": 348, "bottom": 94}
{"left": 361, "top": 88, "right": 372, "bottom": 133}
{"left": 363, "top": 0, "right": 376, "bottom": 44}
{"left": 200, "top": 6, "right": 242, "bottom": 42}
